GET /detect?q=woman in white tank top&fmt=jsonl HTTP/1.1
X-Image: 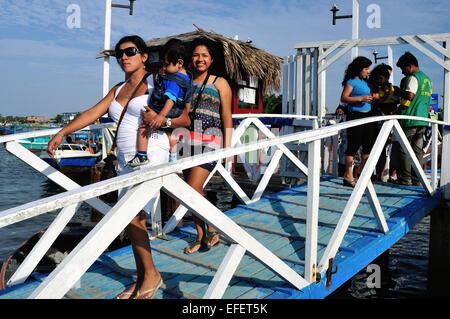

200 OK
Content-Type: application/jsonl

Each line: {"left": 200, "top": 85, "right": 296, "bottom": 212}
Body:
{"left": 47, "top": 35, "right": 191, "bottom": 299}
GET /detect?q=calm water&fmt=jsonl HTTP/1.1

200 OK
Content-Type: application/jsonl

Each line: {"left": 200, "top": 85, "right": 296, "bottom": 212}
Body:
{"left": 0, "top": 144, "right": 447, "bottom": 298}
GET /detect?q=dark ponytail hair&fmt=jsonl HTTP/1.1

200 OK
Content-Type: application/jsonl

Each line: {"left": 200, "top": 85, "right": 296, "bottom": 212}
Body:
{"left": 114, "top": 35, "right": 151, "bottom": 71}
{"left": 342, "top": 56, "right": 372, "bottom": 86}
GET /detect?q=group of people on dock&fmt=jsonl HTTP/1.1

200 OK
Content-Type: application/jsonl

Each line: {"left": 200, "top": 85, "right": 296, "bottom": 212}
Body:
{"left": 337, "top": 52, "right": 433, "bottom": 188}
{"left": 46, "top": 33, "right": 434, "bottom": 299}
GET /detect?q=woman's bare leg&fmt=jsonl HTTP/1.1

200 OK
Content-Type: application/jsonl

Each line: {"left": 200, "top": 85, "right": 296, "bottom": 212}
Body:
{"left": 183, "top": 167, "right": 211, "bottom": 251}
{"left": 122, "top": 212, "right": 161, "bottom": 297}
{"left": 344, "top": 155, "right": 354, "bottom": 181}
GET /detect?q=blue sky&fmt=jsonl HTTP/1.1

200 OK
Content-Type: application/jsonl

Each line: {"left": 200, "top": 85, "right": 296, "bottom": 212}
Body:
{"left": 1, "top": 0, "right": 450, "bottom": 117}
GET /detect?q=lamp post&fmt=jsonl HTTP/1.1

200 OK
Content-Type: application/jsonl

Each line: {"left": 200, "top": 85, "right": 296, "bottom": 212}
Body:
{"left": 373, "top": 47, "right": 394, "bottom": 83}
{"left": 372, "top": 50, "right": 388, "bottom": 64}
{"left": 330, "top": 0, "right": 359, "bottom": 59}
{"left": 103, "top": 0, "right": 136, "bottom": 97}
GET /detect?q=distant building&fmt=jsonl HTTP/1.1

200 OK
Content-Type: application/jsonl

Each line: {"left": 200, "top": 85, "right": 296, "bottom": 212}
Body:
{"left": 26, "top": 116, "right": 51, "bottom": 123}
{"left": 61, "top": 112, "right": 79, "bottom": 123}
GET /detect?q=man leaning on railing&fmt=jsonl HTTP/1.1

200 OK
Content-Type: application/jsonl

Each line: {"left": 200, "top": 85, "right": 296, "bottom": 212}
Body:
{"left": 395, "top": 52, "right": 433, "bottom": 186}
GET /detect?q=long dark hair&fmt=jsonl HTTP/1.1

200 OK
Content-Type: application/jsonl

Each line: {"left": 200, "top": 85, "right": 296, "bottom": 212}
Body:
{"left": 191, "top": 37, "right": 226, "bottom": 77}
{"left": 342, "top": 56, "right": 372, "bottom": 86}
{"left": 114, "top": 35, "right": 151, "bottom": 71}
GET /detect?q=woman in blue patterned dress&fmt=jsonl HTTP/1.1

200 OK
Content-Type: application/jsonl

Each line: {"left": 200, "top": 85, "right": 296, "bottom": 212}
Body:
{"left": 183, "top": 38, "right": 233, "bottom": 254}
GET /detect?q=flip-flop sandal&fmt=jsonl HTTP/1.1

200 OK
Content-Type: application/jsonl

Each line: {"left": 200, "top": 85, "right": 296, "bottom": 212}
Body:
{"left": 205, "top": 231, "right": 220, "bottom": 249}
{"left": 133, "top": 278, "right": 163, "bottom": 300}
{"left": 343, "top": 178, "right": 356, "bottom": 188}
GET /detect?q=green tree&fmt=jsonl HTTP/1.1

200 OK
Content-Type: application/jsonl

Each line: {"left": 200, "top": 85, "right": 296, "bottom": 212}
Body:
{"left": 263, "top": 94, "right": 282, "bottom": 114}
{"left": 54, "top": 114, "right": 64, "bottom": 123}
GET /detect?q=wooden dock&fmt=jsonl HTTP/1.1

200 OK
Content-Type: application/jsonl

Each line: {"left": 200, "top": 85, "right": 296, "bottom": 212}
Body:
{"left": 0, "top": 176, "right": 441, "bottom": 299}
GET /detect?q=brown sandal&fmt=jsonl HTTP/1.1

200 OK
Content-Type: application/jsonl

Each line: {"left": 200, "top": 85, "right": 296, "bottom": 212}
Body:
{"left": 184, "top": 240, "right": 205, "bottom": 254}
{"left": 205, "top": 231, "right": 220, "bottom": 249}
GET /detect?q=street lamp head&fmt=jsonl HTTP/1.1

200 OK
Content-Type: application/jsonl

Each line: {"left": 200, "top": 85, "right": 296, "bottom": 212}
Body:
{"left": 331, "top": 4, "right": 340, "bottom": 13}
{"left": 330, "top": 4, "right": 340, "bottom": 25}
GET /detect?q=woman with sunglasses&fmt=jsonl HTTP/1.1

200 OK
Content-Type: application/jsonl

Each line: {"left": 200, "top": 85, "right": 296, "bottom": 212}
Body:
{"left": 47, "top": 35, "right": 191, "bottom": 299}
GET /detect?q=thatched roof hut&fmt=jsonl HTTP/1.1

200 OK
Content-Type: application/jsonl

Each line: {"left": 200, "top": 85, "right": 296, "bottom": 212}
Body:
{"left": 98, "top": 27, "right": 282, "bottom": 93}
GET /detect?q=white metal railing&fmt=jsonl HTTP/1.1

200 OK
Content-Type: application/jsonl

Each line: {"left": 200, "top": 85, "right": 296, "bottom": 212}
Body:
{"left": 0, "top": 115, "right": 447, "bottom": 298}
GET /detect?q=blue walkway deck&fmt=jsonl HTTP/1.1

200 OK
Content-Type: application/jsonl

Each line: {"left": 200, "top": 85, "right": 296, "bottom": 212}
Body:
{"left": 0, "top": 176, "right": 441, "bottom": 299}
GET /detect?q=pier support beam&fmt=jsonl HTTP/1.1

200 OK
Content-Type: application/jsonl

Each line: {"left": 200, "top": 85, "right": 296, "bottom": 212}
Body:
{"left": 428, "top": 202, "right": 450, "bottom": 297}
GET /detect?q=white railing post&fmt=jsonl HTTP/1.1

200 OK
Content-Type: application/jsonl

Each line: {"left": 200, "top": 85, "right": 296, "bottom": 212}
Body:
{"left": 432, "top": 123, "right": 439, "bottom": 190}
{"left": 305, "top": 121, "right": 321, "bottom": 283}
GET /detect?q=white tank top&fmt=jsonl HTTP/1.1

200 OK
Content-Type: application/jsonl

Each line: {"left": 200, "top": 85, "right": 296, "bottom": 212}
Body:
{"left": 108, "top": 74, "right": 170, "bottom": 159}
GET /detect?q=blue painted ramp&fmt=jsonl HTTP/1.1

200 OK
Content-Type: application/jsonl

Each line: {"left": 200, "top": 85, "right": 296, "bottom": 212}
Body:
{"left": 0, "top": 176, "right": 441, "bottom": 299}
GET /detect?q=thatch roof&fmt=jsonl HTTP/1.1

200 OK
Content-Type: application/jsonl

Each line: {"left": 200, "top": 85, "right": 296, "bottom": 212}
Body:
{"left": 98, "top": 27, "right": 282, "bottom": 93}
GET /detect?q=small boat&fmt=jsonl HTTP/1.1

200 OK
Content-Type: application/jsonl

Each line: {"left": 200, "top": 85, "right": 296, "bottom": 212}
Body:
{"left": 0, "top": 222, "right": 130, "bottom": 290}
{"left": 0, "top": 127, "right": 14, "bottom": 135}
{"left": 41, "top": 143, "right": 101, "bottom": 168}
{"left": 17, "top": 136, "right": 51, "bottom": 152}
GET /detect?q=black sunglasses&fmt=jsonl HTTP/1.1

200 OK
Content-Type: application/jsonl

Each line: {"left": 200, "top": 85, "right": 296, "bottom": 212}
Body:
{"left": 116, "top": 47, "right": 141, "bottom": 59}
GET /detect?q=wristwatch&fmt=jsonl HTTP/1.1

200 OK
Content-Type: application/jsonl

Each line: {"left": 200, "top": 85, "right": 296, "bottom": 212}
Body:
{"left": 165, "top": 118, "right": 172, "bottom": 128}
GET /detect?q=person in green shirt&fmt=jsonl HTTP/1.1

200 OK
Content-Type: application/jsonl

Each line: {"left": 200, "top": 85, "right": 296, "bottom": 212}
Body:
{"left": 395, "top": 52, "right": 432, "bottom": 186}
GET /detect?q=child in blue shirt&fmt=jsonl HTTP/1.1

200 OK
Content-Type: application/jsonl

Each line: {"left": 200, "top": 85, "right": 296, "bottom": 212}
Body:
{"left": 128, "top": 42, "right": 193, "bottom": 167}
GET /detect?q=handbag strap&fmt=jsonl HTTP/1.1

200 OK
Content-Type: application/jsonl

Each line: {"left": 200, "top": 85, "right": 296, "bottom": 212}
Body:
{"left": 111, "top": 73, "right": 150, "bottom": 151}
{"left": 191, "top": 73, "right": 211, "bottom": 117}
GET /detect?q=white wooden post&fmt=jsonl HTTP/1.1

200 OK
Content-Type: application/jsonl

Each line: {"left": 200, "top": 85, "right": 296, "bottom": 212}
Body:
{"left": 7, "top": 204, "right": 80, "bottom": 286}
{"left": 319, "top": 120, "right": 394, "bottom": 272}
{"left": 351, "top": 0, "right": 360, "bottom": 59}
{"left": 388, "top": 45, "right": 394, "bottom": 84}
{"left": 318, "top": 47, "right": 327, "bottom": 119}
{"left": 442, "top": 41, "right": 450, "bottom": 199}
{"left": 203, "top": 244, "right": 246, "bottom": 299}
{"left": 162, "top": 174, "right": 309, "bottom": 291}
{"left": 432, "top": 123, "right": 439, "bottom": 190}
{"left": 304, "top": 50, "right": 311, "bottom": 116}
{"left": 289, "top": 55, "right": 296, "bottom": 115}
{"left": 103, "top": 0, "right": 112, "bottom": 97}
{"left": 282, "top": 57, "right": 289, "bottom": 115}
{"left": 296, "top": 53, "right": 304, "bottom": 116}
{"left": 29, "top": 179, "right": 163, "bottom": 299}
{"left": 305, "top": 121, "right": 320, "bottom": 283}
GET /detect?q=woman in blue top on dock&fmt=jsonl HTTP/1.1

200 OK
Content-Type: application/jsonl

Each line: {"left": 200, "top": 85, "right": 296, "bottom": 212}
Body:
{"left": 338, "top": 56, "right": 376, "bottom": 188}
